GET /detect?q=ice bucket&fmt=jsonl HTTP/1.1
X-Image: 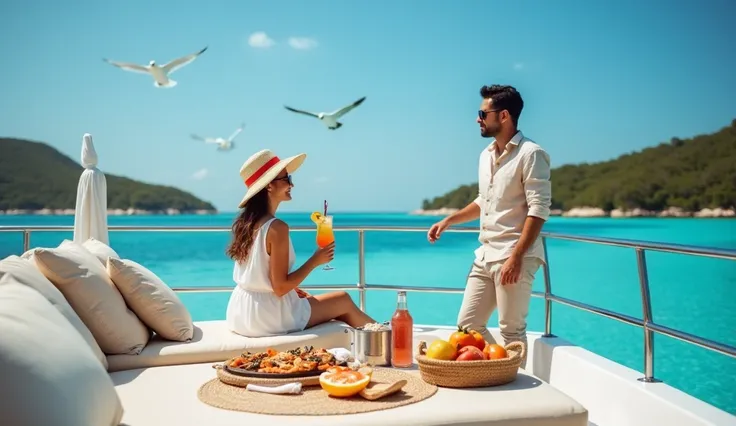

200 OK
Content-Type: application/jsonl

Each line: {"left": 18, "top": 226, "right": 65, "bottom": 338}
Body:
{"left": 344, "top": 326, "right": 392, "bottom": 366}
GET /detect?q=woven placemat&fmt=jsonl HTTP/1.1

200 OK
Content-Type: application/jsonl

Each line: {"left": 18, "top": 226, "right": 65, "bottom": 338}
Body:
{"left": 198, "top": 367, "right": 438, "bottom": 416}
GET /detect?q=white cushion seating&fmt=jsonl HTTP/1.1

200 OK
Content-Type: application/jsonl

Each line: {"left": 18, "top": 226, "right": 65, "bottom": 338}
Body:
{"left": 0, "top": 282, "right": 124, "bottom": 426}
{"left": 0, "top": 255, "right": 109, "bottom": 369}
{"left": 111, "top": 362, "right": 588, "bottom": 426}
{"left": 106, "top": 320, "right": 352, "bottom": 372}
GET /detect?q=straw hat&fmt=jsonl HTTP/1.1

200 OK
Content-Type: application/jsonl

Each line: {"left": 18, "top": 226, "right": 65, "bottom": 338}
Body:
{"left": 238, "top": 149, "right": 306, "bottom": 208}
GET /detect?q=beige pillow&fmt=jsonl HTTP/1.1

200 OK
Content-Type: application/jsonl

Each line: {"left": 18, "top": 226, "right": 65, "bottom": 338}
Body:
{"left": 107, "top": 257, "right": 194, "bottom": 342}
{"left": 82, "top": 237, "right": 120, "bottom": 265}
{"left": 31, "top": 240, "right": 151, "bottom": 355}
{"left": 23, "top": 238, "right": 119, "bottom": 266}
{"left": 0, "top": 255, "right": 108, "bottom": 369}
{"left": 0, "top": 282, "right": 124, "bottom": 426}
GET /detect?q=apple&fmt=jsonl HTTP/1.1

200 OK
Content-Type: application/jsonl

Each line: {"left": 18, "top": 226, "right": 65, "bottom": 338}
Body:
{"left": 455, "top": 345, "right": 485, "bottom": 361}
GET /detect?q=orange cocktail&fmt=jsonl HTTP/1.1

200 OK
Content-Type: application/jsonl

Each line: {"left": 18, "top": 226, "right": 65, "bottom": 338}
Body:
{"left": 311, "top": 211, "right": 335, "bottom": 271}
{"left": 316, "top": 215, "right": 335, "bottom": 248}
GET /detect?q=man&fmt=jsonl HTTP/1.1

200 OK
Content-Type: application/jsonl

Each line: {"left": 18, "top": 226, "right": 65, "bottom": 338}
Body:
{"left": 427, "top": 84, "right": 551, "bottom": 363}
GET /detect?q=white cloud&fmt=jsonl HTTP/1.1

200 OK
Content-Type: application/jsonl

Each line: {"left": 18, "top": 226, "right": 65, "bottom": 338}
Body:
{"left": 192, "top": 168, "right": 209, "bottom": 180}
{"left": 288, "top": 37, "right": 318, "bottom": 50}
{"left": 513, "top": 62, "right": 524, "bottom": 70}
{"left": 314, "top": 176, "right": 329, "bottom": 184}
{"left": 248, "top": 31, "right": 276, "bottom": 48}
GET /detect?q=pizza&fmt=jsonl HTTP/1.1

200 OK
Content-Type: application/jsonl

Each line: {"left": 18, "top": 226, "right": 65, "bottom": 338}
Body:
{"left": 225, "top": 345, "right": 341, "bottom": 374}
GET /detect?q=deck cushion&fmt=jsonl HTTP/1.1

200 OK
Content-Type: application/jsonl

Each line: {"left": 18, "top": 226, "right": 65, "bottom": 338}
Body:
{"left": 0, "top": 255, "right": 108, "bottom": 369}
{"left": 0, "top": 282, "right": 124, "bottom": 426}
{"left": 111, "top": 362, "right": 588, "bottom": 426}
{"left": 107, "top": 257, "right": 194, "bottom": 342}
{"left": 29, "top": 240, "right": 151, "bottom": 355}
{"left": 106, "top": 320, "right": 351, "bottom": 372}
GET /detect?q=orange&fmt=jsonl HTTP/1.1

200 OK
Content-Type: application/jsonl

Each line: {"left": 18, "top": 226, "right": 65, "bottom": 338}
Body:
{"left": 484, "top": 343, "right": 508, "bottom": 360}
{"left": 319, "top": 370, "right": 371, "bottom": 398}
{"left": 425, "top": 339, "right": 458, "bottom": 360}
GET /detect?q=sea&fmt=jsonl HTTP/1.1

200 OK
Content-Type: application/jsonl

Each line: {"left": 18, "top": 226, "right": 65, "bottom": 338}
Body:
{"left": 1, "top": 213, "right": 734, "bottom": 414}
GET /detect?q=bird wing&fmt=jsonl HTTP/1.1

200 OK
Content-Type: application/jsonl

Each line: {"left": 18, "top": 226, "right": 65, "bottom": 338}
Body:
{"left": 330, "top": 96, "right": 366, "bottom": 118}
{"left": 191, "top": 134, "right": 217, "bottom": 143}
{"left": 103, "top": 59, "right": 150, "bottom": 74}
{"left": 227, "top": 123, "right": 245, "bottom": 142}
{"left": 284, "top": 105, "right": 319, "bottom": 118}
{"left": 162, "top": 46, "right": 208, "bottom": 74}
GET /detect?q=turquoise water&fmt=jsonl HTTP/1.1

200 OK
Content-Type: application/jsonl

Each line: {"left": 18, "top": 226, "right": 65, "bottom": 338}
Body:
{"left": 1, "top": 213, "right": 735, "bottom": 413}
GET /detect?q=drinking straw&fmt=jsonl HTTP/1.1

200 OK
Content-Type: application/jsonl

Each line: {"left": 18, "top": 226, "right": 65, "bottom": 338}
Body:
{"left": 324, "top": 200, "right": 328, "bottom": 216}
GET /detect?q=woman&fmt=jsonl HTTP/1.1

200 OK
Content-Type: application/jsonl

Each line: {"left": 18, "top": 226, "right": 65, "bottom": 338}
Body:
{"left": 225, "top": 149, "right": 375, "bottom": 337}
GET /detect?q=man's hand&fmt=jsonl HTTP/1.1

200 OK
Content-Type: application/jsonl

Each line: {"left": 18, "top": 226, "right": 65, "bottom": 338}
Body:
{"left": 295, "top": 288, "right": 310, "bottom": 298}
{"left": 427, "top": 219, "right": 450, "bottom": 243}
{"left": 500, "top": 255, "right": 523, "bottom": 285}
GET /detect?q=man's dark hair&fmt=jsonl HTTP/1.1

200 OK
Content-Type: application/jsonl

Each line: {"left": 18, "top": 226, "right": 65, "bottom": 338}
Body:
{"left": 480, "top": 85, "right": 524, "bottom": 126}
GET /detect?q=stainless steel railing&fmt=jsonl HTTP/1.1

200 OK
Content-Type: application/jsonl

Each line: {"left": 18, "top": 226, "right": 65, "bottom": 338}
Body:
{"left": 1, "top": 224, "right": 735, "bottom": 383}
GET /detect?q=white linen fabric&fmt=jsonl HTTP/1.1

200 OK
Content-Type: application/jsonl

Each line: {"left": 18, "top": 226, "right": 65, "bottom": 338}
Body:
{"left": 226, "top": 218, "right": 311, "bottom": 337}
{"left": 74, "top": 133, "right": 109, "bottom": 245}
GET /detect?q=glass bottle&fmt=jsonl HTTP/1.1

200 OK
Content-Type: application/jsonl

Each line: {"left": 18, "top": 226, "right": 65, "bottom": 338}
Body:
{"left": 390, "top": 291, "right": 414, "bottom": 368}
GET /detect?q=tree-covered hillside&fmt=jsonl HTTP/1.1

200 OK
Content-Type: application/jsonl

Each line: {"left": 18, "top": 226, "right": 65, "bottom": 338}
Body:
{"left": 422, "top": 119, "right": 736, "bottom": 212}
{"left": 0, "top": 138, "right": 216, "bottom": 212}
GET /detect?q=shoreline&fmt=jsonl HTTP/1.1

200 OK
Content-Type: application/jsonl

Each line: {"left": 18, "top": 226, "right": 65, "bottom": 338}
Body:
{"left": 0, "top": 208, "right": 218, "bottom": 216}
{"left": 410, "top": 206, "right": 736, "bottom": 218}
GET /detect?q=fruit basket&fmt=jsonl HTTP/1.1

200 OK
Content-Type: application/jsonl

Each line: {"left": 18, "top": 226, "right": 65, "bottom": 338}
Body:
{"left": 415, "top": 340, "right": 525, "bottom": 388}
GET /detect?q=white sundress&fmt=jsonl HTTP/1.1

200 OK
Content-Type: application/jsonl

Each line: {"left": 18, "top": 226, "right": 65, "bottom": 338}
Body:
{"left": 225, "top": 218, "right": 312, "bottom": 337}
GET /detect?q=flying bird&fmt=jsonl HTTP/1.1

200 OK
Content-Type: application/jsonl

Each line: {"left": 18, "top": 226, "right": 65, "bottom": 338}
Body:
{"left": 284, "top": 96, "right": 366, "bottom": 130}
{"left": 190, "top": 122, "right": 244, "bottom": 151}
{"left": 103, "top": 46, "right": 208, "bottom": 88}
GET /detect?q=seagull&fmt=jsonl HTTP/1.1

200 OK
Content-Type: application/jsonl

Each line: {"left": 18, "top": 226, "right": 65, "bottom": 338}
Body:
{"left": 103, "top": 46, "right": 208, "bottom": 88}
{"left": 284, "top": 96, "right": 366, "bottom": 130}
{"left": 190, "top": 122, "right": 244, "bottom": 151}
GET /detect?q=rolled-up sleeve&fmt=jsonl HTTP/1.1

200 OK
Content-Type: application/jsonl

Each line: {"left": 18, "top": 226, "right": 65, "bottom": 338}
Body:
{"left": 522, "top": 148, "right": 551, "bottom": 220}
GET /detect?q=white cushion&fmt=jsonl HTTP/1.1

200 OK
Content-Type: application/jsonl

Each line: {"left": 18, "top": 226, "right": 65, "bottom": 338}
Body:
{"left": 82, "top": 237, "right": 120, "bottom": 265}
{"left": 29, "top": 240, "right": 151, "bottom": 355}
{"left": 0, "top": 255, "right": 108, "bottom": 369}
{"left": 0, "top": 282, "right": 124, "bottom": 426}
{"left": 107, "top": 257, "right": 194, "bottom": 342}
{"left": 106, "top": 320, "right": 351, "bottom": 372}
{"left": 111, "top": 362, "right": 588, "bottom": 426}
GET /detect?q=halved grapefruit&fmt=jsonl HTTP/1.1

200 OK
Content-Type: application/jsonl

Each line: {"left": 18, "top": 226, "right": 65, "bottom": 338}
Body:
{"left": 319, "top": 369, "right": 371, "bottom": 397}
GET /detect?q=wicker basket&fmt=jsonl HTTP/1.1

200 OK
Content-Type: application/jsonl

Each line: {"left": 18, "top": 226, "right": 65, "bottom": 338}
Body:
{"left": 415, "top": 340, "right": 525, "bottom": 388}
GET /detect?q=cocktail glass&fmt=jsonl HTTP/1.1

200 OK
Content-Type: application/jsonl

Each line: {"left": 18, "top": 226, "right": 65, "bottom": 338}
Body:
{"left": 316, "top": 215, "right": 335, "bottom": 271}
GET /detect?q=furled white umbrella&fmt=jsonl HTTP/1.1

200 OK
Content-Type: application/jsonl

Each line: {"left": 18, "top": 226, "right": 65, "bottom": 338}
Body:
{"left": 73, "top": 133, "right": 109, "bottom": 245}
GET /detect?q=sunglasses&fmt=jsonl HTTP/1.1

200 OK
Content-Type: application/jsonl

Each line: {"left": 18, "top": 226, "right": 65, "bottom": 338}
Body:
{"left": 478, "top": 109, "right": 502, "bottom": 120}
{"left": 273, "top": 174, "right": 293, "bottom": 185}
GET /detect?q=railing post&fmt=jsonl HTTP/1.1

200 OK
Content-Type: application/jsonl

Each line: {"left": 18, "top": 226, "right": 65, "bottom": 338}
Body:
{"left": 636, "top": 248, "right": 660, "bottom": 383}
{"left": 541, "top": 237, "right": 555, "bottom": 337}
{"left": 357, "top": 230, "right": 367, "bottom": 312}
{"left": 23, "top": 229, "right": 31, "bottom": 252}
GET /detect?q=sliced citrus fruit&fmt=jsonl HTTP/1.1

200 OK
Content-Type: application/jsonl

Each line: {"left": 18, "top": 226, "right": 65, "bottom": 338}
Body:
{"left": 310, "top": 211, "right": 324, "bottom": 225}
{"left": 357, "top": 366, "right": 373, "bottom": 378}
{"left": 319, "top": 369, "right": 371, "bottom": 398}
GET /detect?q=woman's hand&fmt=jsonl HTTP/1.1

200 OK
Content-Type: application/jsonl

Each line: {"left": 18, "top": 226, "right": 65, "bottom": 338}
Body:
{"left": 295, "top": 288, "right": 310, "bottom": 298}
{"left": 310, "top": 241, "right": 335, "bottom": 266}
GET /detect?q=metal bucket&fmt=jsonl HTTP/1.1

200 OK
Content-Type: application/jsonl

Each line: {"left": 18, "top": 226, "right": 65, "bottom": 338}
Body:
{"left": 344, "top": 326, "right": 392, "bottom": 366}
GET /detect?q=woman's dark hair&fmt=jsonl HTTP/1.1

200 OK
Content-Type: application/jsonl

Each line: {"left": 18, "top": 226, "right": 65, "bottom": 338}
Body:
{"left": 226, "top": 187, "right": 270, "bottom": 263}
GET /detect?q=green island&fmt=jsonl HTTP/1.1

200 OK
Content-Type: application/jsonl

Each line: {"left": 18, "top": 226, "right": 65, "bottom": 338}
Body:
{"left": 0, "top": 138, "right": 217, "bottom": 214}
{"left": 418, "top": 119, "right": 736, "bottom": 218}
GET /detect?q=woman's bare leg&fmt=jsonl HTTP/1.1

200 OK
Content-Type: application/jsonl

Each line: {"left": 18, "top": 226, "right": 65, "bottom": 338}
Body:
{"left": 306, "top": 291, "right": 375, "bottom": 328}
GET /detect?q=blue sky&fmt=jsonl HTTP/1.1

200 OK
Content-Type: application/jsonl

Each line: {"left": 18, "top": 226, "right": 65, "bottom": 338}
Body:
{"left": 1, "top": 0, "right": 734, "bottom": 213}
